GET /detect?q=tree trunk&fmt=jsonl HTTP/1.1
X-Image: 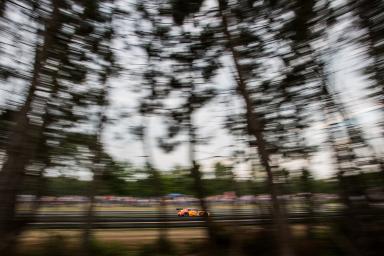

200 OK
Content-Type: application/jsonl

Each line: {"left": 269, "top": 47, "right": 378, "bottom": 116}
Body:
{"left": 0, "top": 1, "right": 61, "bottom": 253}
{"left": 217, "top": 1, "right": 294, "bottom": 255}
{"left": 187, "top": 105, "right": 218, "bottom": 245}
{"left": 83, "top": 177, "right": 97, "bottom": 255}
{"left": 0, "top": 0, "right": 6, "bottom": 17}
{"left": 322, "top": 83, "right": 384, "bottom": 183}
{"left": 82, "top": 92, "right": 107, "bottom": 255}
{"left": 141, "top": 116, "right": 168, "bottom": 241}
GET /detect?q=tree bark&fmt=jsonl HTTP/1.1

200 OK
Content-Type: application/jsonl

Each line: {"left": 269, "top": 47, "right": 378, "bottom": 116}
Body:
{"left": 0, "top": 0, "right": 6, "bottom": 17}
{"left": 187, "top": 101, "right": 218, "bottom": 245}
{"left": 0, "top": 1, "right": 61, "bottom": 253}
{"left": 217, "top": 1, "right": 294, "bottom": 255}
{"left": 83, "top": 89, "right": 108, "bottom": 255}
{"left": 141, "top": 116, "right": 168, "bottom": 241}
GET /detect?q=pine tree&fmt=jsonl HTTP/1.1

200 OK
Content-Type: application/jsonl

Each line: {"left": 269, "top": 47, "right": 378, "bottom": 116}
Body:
{"left": 347, "top": 0, "right": 384, "bottom": 106}
{"left": 0, "top": 0, "right": 116, "bottom": 252}
{"left": 132, "top": 0, "right": 172, "bottom": 244}
{"left": 0, "top": 1, "right": 64, "bottom": 251}
{"left": 155, "top": 3, "right": 221, "bottom": 243}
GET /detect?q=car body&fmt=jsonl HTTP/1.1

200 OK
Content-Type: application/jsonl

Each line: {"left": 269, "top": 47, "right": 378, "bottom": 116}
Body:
{"left": 177, "top": 208, "right": 209, "bottom": 217}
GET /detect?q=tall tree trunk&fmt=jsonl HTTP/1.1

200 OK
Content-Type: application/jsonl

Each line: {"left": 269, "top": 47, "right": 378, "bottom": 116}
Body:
{"left": 178, "top": 19, "right": 219, "bottom": 243}
{"left": 319, "top": 72, "right": 372, "bottom": 201}
{"left": 82, "top": 132, "right": 103, "bottom": 255}
{"left": 324, "top": 84, "right": 384, "bottom": 181}
{"left": 319, "top": 67, "right": 370, "bottom": 255}
{"left": 187, "top": 104, "right": 218, "bottom": 245}
{"left": 217, "top": 1, "right": 294, "bottom": 255}
{"left": 0, "top": 0, "right": 6, "bottom": 17}
{"left": 83, "top": 175, "right": 98, "bottom": 255}
{"left": 12, "top": 77, "right": 61, "bottom": 245}
{"left": 320, "top": 102, "right": 362, "bottom": 256}
{"left": 83, "top": 84, "right": 108, "bottom": 255}
{"left": 0, "top": 1, "right": 61, "bottom": 253}
{"left": 141, "top": 116, "right": 168, "bottom": 242}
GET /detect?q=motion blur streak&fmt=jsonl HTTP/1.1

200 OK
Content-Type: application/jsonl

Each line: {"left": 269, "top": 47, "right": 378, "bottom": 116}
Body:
{"left": 0, "top": 0, "right": 383, "bottom": 256}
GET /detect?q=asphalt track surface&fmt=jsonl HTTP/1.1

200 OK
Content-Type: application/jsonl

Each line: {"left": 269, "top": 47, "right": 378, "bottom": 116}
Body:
{"left": 17, "top": 209, "right": 348, "bottom": 229}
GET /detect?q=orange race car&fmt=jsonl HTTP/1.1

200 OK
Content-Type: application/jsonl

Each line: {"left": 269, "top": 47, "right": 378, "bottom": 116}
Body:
{"left": 176, "top": 208, "right": 209, "bottom": 217}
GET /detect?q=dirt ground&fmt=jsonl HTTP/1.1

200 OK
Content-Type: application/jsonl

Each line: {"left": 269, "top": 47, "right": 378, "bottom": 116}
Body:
{"left": 18, "top": 228, "right": 207, "bottom": 249}
{"left": 18, "top": 225, "right": 316, "bottom": 247}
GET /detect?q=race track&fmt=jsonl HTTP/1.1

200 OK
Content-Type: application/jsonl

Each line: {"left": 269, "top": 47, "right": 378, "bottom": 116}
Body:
{"left": 17, "top": 209, "right": 347, "bottom": 229}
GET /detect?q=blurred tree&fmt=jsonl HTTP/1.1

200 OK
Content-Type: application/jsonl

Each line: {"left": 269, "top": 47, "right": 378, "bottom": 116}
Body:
{"left": 215, "top": 1, "right": 296, "bottom": 254}
{"left": 156, "top": 2, "right": 221, "bottom": 243}
{"left": 348, "top": 0, "right": 384, "bottom": 106}
{"left": 100, "top": 158, "right": 136, "bottom": 195}
{"left": 213, "top": 162, "right": 236, "bottom": 193}
{"left": 78, "top": 2, "right": 117, "bottom": 254}
{"left": 299, "top": 168, "right": 315, "bottom": 235}
{"left": 83, "top": 86, "right": 115, "bottom": 255}
{"left": 132, "top": 0, "right": 172, "bottom": 244}
{"left": 275, "top": 0, "right": 384, "bottom": 254}
{"left": 0, "top": 1, "right": 64, "bottom": 251}
{"left": 213, "top": 162, "right": 232, "bottom": 179}
{"left": 0, "top": 0, "right": 117, "bottom": 253}
{"left": 0, "top": 0, "right": 6, "bottom": 17}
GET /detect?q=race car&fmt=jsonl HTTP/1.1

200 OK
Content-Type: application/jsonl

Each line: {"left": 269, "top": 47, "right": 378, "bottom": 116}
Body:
{"left": 176, "top": 208, "right": 209, "bottom": 217}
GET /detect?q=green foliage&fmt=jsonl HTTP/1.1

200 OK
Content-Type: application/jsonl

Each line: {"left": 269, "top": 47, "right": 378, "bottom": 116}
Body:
{"left": 25, "top": 166, "right": 346, "bottom": 197}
